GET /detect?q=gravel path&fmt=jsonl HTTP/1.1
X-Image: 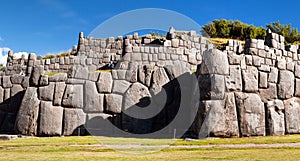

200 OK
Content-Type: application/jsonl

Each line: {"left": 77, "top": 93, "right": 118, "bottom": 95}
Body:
{"left": 78, "top": 142, "right": 300, "bottom": 149}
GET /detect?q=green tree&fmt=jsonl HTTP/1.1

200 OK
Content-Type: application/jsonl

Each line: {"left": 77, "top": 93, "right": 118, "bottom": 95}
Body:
{"left": 267, "top": 21, "right": 300, "bottom": 43}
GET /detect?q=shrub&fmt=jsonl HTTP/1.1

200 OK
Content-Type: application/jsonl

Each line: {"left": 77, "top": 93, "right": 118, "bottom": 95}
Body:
{"left": 56, "top": 52, "right": 70, "bottom": 58}
{"left": 43, "top": 54, "right": 55, "bottom": 59}
{"left": 267, "top": 21, "right": 300, "bottom": 44}
{"left": 202, "top": 19, "right": 266, "bottom": 40}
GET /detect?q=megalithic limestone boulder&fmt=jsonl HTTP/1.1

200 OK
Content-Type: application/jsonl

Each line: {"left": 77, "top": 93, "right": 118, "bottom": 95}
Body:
{"left": 15, "top": 87, "right": 40, "bottom": 136}
{"left": 38, "top": 101, "right": 63, "bottom": 136}
{"left": 284, "top": 98, "right": 300, "bottom": 134}
{"left": 235, "top": 92, "right": 265, "bottom": 136}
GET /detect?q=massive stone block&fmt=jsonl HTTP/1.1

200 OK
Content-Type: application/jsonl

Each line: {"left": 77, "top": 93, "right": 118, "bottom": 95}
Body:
{"left": 266, "top": 100, "right": 285, "bottom": 136}
{"left": 201, "top": 49, "right": 229, "bottom": 75}
{"left": 242, "top": 66, "right": 259, "bottom": 92}
{"left": 48, "top": 73, "right": 67, "bottom": 82}
{"left": 53, "top": 82, "right": 66, "bottom": 106}
{"left": 97, "top": 72, "right": 113, "bottom": 93}
{"left": 112, "top": 80, "right": 131, "bottom": 94}
{"left": 15, "top": 87, "right": 40, "bottom": 136}
{"left": 164, "top": 61, "right": 190, "bottom": 79}
{"left": 151, "top": 67, "right": 170, "bottom": 95}
{"left": 38, "top": 82, "right": 55, "bottom": 101}
{"left": 278, "top": 70, "right": 294, "bottom": 99}
{"left": 138, "top": 65, "right": 154, "bottom": 87}
{"left": 259, "top": 83, "right": 277, "bottom": 103}
{"left": 84, "top": 81, "right": 104, "bottom": 113}
{"left": 30, "top": 65, "right": 44, "bottom": 86}
{"left": 62, "top": 84, "right": 83, "bottom": 108}
{"left": 197, "top": 93, "right": 239, "bottom": 138}
{"left": 199, "top": 74, "right": 225, "bottom": 100}
{"left": 2, "top": 76, "right": 13, "bottom": 88}
{"left": 226, "top": 65, "right": 242, "bottom": 91}
{"left": 259, "top": 72, "right": 268, "bottom": 88}
{"left": 105, "top": 94, "right": 123, "bottom": 114}
{"left": 63, "top": 108, "right": 86, "bottom": 136}
{"left": 284, "top": 98, "right": 300, "bottom": 134}
{"left": 268, "top": 67, "right": 278, "bottom": 83}
{"left": 123, "top": 83, "right": 151, "bottom": 110}
{"left": 10, "top": 74, "right": 24, "bottom": 84}
{"left": 38, "top": 101, "right": 63, "bottom": 136}
{"left": 235, "top": 92, "right": 265, "bottom": 136}
{"left": 68, "top": 66, "right": 89, "bottom": 80}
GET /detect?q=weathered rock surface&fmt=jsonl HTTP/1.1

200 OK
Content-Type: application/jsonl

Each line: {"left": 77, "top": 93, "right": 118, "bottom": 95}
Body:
{"left": 226, "top": 65, "right": 242, "bottom": 91}
{"left": 53, "top": 82, "right": 66, "bottom": 106}
{"left": 138, "top": 65, "right": 154, "bottom": 87}
{"left": 259, "top": 83, "right": 277, "bottom": 102}
{"left": 284, "top": 98, "right": 300, "bottom": 134}
{"left": 123, "top": 83, "right": 151, "bottom": 110}
{"left": 201, "top": 49, "right": 229, "bottom": 75}
{"left": 242, "top": 66, "right": 258, "bottom": 92}
{"left": 38, "top": 101, "right": 63, "bottom": 136}
{"left": 151, "top": 67, "right": 170, "bottom": 95}
{"left": 38, "top": 82, "right": 55, "bottom": 101}
{"left": 278, "top": 70, "right": 294, "bottom": 99}
{"left": 235, "top": 92, "right": 265, "bottom": 136}
{"left": 97, "top": 72, "right": 113, "bottom": 93}
{"left": 164, "top": 61, "right": 190, "bottom": 79}
{"left": 105, "top": 94, "right": 123, "bottom": 114}
{"left": 84, "top": 81, "right": 103, "bottom": 113}
{"left": 39, "top": 75, "right": 49, "bottom": 86}
{"left": 63, "top": 108, "right": 86, "bottom": 136}
{"left": 62, "top": 85, "right": 83, "bottom": 108}
{"left": 48, "top": 73, "right": 68, "bottom": 82}
{"left": 10, "top": 74, "right": 24, "bottom": 84}
{"left": 199, "top": 74, "right": 225, "bottom": 100}
{"left": 197, "top": 93, "right": 239, "bottom": 138}
{"left": 112, "top": 80, "right": 131, "bottom": 94}
{"left": 30, "top": 65, "right": 44, "bottom": 86}
{"left": 266, "top": 100, "right": 285, "bottom": 136}
{"left": 15, "top": 87, "right": 40, "bottom": 135}
{"left": 68, "top": 66, "right": 89, "bottom": 79}
{"left": 3, "top": 76, "right": 13, "bottom": 88}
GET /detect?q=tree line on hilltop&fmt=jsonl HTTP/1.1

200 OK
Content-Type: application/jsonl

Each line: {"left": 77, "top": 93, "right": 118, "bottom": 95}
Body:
{"left": 201, "top": 19, "right": 300, "bottom": 44}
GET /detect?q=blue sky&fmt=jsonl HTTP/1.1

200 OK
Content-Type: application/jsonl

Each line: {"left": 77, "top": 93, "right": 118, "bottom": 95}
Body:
{"left": 0, "top": 0, "right": 299, "bottom": 57}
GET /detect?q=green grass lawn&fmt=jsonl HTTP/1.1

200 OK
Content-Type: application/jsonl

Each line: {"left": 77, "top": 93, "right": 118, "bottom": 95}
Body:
{"left": 0, "top": 135, "right": 299, "bottom": 161}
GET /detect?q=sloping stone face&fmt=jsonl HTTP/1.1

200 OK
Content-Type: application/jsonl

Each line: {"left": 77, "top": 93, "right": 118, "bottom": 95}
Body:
{"left": 38, "top": 101, "right": 63, "bottom": 136}
{"left": 196, "top": 93, "right": 239, "bottom": 138}
{"left": 62, "top": 84, "right": 83, "bottom": 108}
{"left": 235, "top": 92, "right": 265, "bottom": 136}
{"left": 63, "top": 108, "right": 86, "bottom": 136}
{"left": 15, "top": 87, "right": 40, "bottom": 136}
{"left": 266, "top": 100, "right": 285, "bottom": 136}
{"left": 278, "top": 70, "right": 294, "bottom": 99}
{"left": 284, "top": 98, "right": 300, "bottom": 134}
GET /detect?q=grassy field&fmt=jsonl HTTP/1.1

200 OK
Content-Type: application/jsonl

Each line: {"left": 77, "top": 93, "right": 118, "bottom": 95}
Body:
{"left": 0, "top": 135, "right": 300, "bottom": 160}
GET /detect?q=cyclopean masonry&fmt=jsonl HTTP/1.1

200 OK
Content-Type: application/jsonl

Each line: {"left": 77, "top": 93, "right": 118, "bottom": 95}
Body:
{"left": 0, "top": 27, "right": 300, "bottom": 138}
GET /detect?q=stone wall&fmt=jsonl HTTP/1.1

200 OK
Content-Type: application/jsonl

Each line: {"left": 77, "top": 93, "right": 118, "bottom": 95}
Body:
{"left": 1, "top": 27, "right": 300, "bottom": 138}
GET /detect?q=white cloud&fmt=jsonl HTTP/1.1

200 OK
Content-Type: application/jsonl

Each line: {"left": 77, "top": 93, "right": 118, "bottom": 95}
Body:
{"left": 14, "top": 52, "right": 29, "bottom": 59}
{"left": 0, "top": 48, "right": 30, "bottom": 66}
{"left": 0, "top": 47, "right": 10, "bottom": 66}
